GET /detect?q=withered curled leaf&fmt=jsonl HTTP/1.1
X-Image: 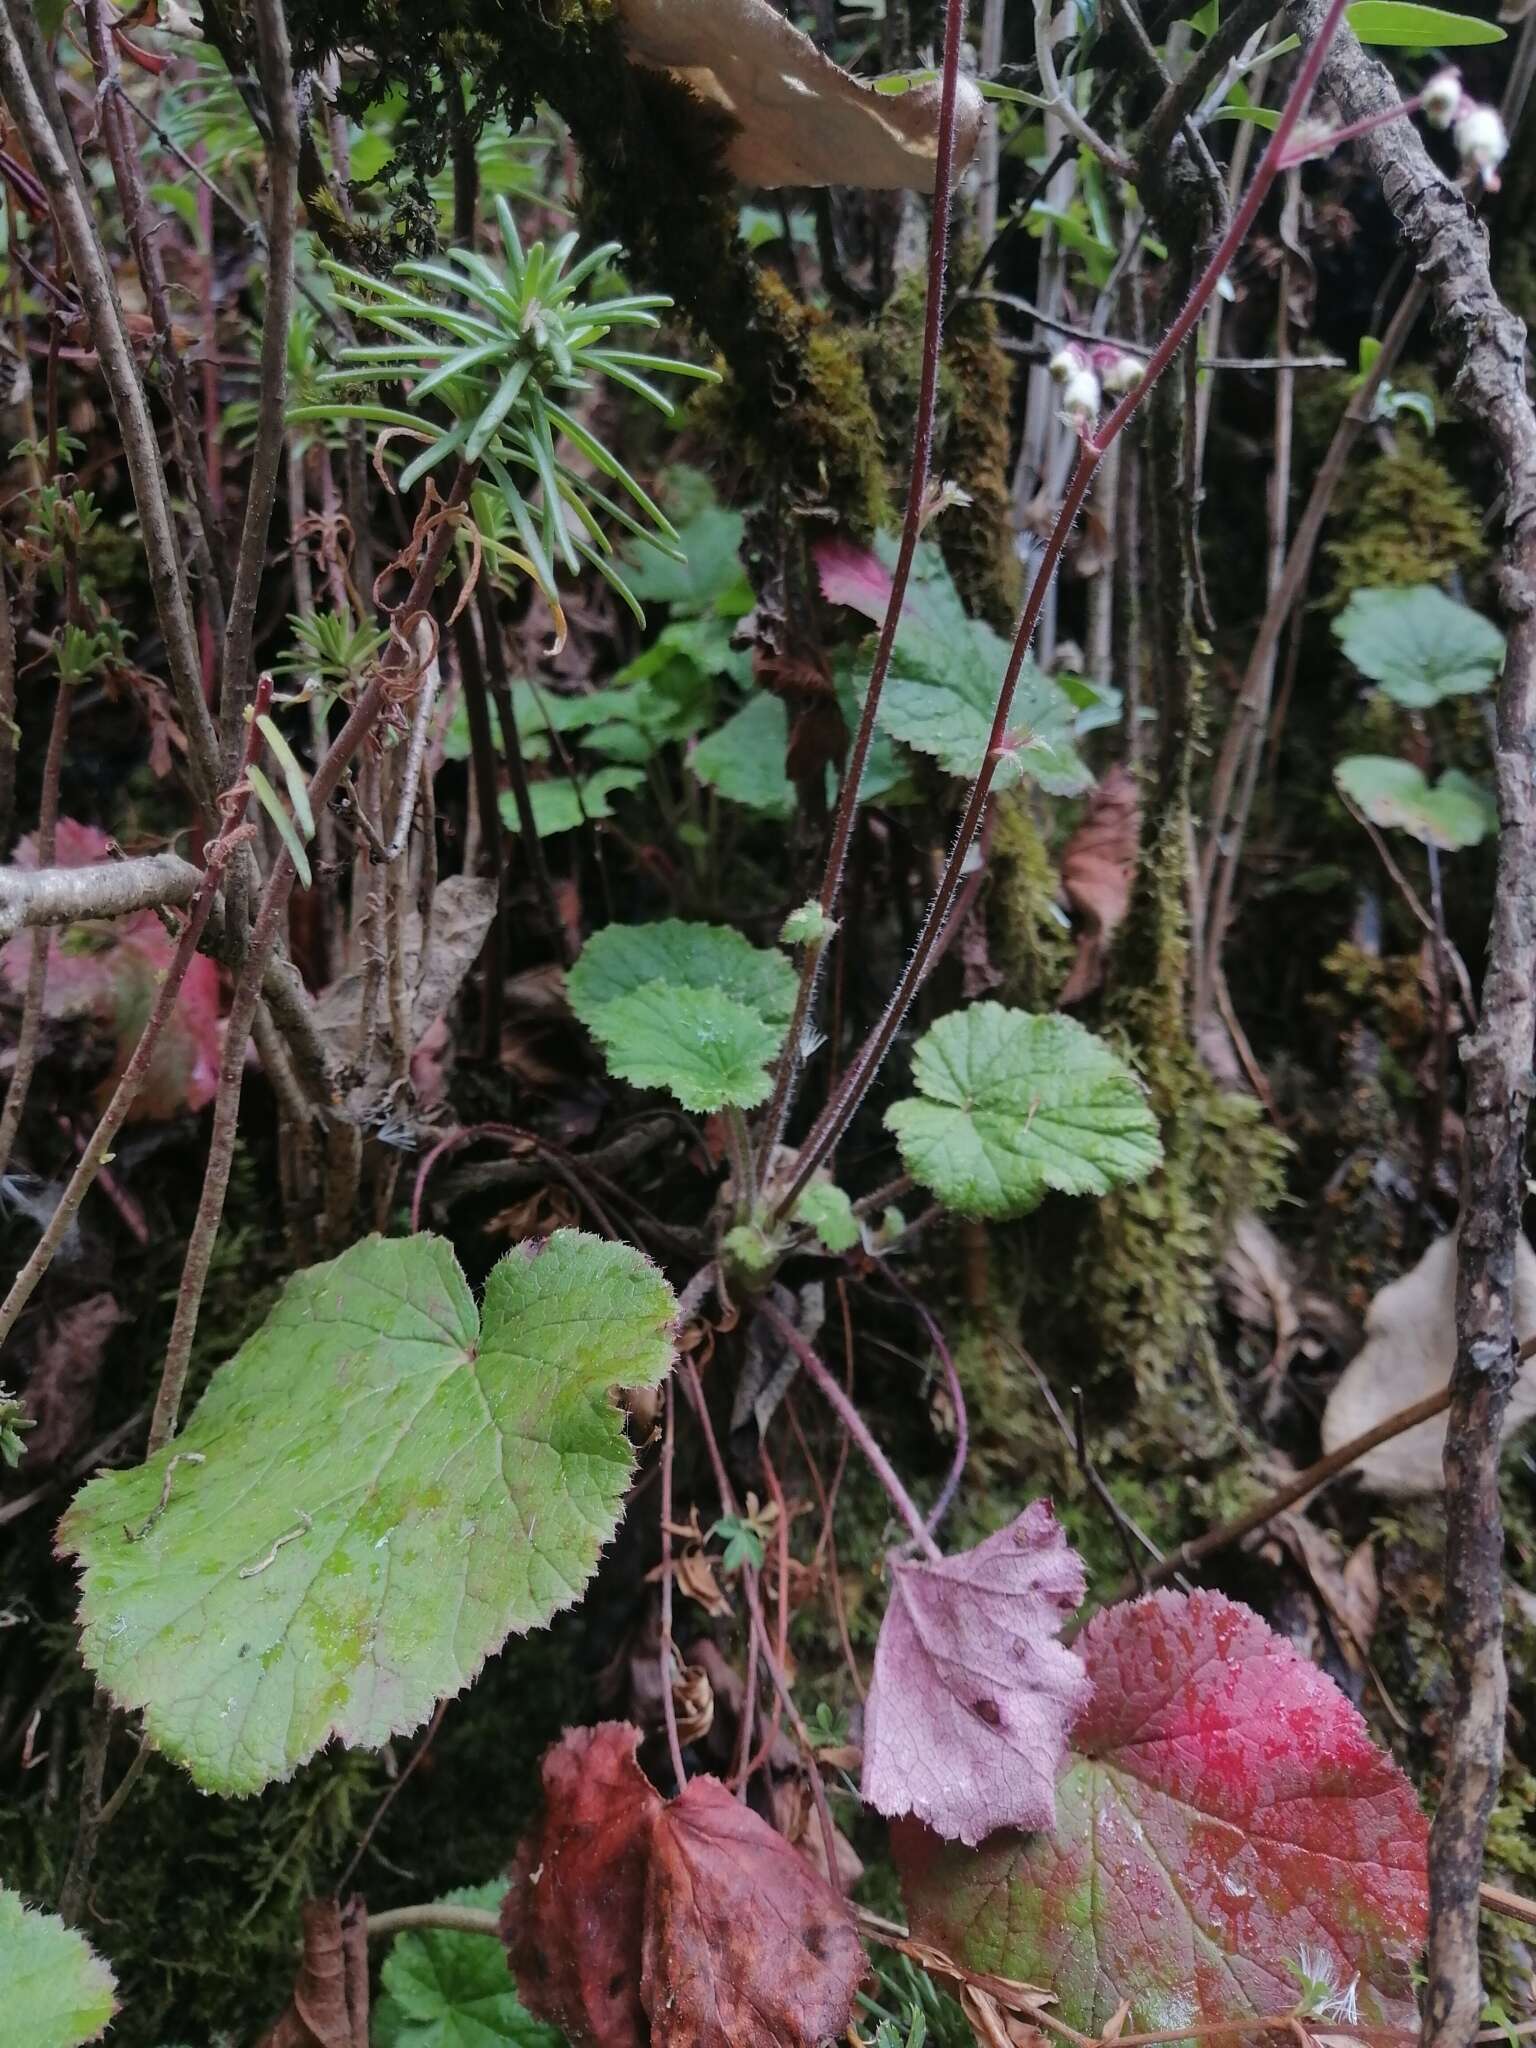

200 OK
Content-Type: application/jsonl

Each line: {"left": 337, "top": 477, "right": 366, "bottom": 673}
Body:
{"left": 616, "top": 0, "right": 983, "bottom": 191}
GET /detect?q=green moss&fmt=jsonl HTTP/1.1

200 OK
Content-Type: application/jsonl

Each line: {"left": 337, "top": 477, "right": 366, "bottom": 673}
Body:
{"left": 988, "top": 789, "right": 1072, "bottom": 1010}
{"left": 937, "top": 292, "right": 1022, "bottom": 630}
{"left": 1324, "top": 437, "right": 1483, "bottom": 599}
{"left": 861, "top": 266, "right": 1021, "bottom": 626}
{"left": 1076, "top": 783, "right": 1288, "bottom": 1422}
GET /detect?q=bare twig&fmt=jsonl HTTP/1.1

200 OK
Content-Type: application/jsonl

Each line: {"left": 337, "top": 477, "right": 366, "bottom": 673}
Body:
{"left": 1141, "top": 0, "right": 1284, "bottom": 169}
{"left": 1087, "top": 1349, "right": 1536, "bottom": 1614}
{"left": 81, "top": 0, "right": 232, "bottom": 616}
{"left": 757, "top": 1295, "right": 941, "bottom": 1561}
{"left": 0, "top": 9, "right": 220, "bottom": 812}
{"left": 366, "top": 1904, "right": 501, "bottom": 1940}
{"left": 0, "top": 850, "right": 203, "bottom": 942}
{"left": 659, "top": 1376, "right": 688, "bottom": 1789}
{"left": 1035, "top": 0, "right": 1135, "bottom": 173}
{"left": 219, "top": 0, "right": 300, "bottom": 774}
{"left": 1277, "top": 12, "right": 1536, "bottom": 2044}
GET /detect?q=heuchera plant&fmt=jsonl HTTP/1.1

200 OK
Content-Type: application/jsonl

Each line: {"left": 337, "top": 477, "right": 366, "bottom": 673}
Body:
{"left": 9, "top": 0, "right": 1472, "bottom": 2034}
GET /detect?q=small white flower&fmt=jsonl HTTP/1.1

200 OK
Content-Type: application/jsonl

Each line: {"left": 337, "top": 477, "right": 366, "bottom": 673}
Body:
{"left": 1421, "top": 68, "right": 1462, "bottom": 130}
{"left": 1455, "top": 103, "right": 1509, "bottom": 185}
{"left": 1060, "top": 366, "right": 1102, "bottom": 426}
{"left": 1049, "top": 345, "right": 1086, "bottom": 384}
{"left": 1099, "top": 351, "right": 1146, "bottom": 396}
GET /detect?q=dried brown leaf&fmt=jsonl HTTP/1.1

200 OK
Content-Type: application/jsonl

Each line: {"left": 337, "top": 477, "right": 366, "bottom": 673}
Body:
{"left": 1058, "top": 766, "right": 1139, "bottom": 1006}
{"left": 1321, "top": 1232, "right": 1536, "bottom": 1493}
{"left": 641, "top": 1774, "right": 865, "bottom": 2047}
{"left": 503, "top": 1723, "right": 662, "bottom": 2048}
{"left": 616, "top": 0, "right": 983, "bottom": 191}
{"left": 20, "top": 1295, "right": 120, "bottom": 1470}
{"left": 258, "top": 1898, "right": 368, "bottom": 2048}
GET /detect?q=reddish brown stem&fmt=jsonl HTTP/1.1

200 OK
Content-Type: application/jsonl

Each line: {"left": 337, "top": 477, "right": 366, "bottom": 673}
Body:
{"left": 659, "top": 1377, "right": 688, "bottom": 1789}
{"left": 773, "top": 0, "right": 1356, "bottom": 1220}
{"left": 756, "top": 0, "right": 969, "bottom": 1176}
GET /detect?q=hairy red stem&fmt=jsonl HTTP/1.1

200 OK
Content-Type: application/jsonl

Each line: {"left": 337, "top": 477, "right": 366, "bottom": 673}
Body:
{"left": 774, "top": 0, "right": 1355, "bottom": 1220}
{"left": 757, "top": 1295, "right": 941, "bottom": 1561}
{"left": 755, "top": 0, "right": 970, "bottom": 1177}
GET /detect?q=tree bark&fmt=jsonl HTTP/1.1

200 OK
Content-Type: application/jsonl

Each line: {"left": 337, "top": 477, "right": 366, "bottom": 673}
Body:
{"left": 1286, "top": 9, "right": 1536, "bottom": 2046}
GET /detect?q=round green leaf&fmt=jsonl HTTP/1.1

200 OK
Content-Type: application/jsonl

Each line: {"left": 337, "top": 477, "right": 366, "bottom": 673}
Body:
{"left": 567, "top": 919, "right": 798, "bottom": 1030}
{"left": 1335, "top": 755, "right": 1494, "bottom": 850}
{"left": 0, "top": 1888, "right": 117, "bottom": 2048}
{"left": 1334, "top": 585, "right": 1504, "bottom": 706}
{"left": 59, "top": 1232, "right": 676, "bottom": 1795}
{"left": 691, "top": 693, "right": 796, "bottom": 820}
{"left": 587, "top": 980, "right": 782, "bottom": 1112}
{"left": 794, "top": 1181, "right": 860, "bottom": 1253}
{"left": 375, "top": 1881, "right": 563, "bottom": 2047}
{"left": 499, "top": 766, "right": 645, "bottom": 839}
{"left": 885, "top": 1004, "right": 1162, "bottom": 1220}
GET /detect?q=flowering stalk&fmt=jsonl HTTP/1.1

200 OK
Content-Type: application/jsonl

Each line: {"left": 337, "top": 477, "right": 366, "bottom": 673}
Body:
{"left": 754, "top": 0, "right": 970, "bottom": 1183}
{"left": 772, "top": 0, "right": 1357, "bottom": 1223}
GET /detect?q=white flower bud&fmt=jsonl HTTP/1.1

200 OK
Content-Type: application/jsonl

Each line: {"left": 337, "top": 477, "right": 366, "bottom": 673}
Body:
{"left": 1099, "top": 351, "right": 1146, "bottom": 396}
{"left": 1049, "top": 345, "right": 1085, "bottom": 384}
{"left": 1420, "top": 69, "right": 1462, "bottom": 130}
{"left": 1455, "top": 103, "right": 1508, "bottom": 184}
{"left": 1060, "top": 367, "right": 1102, "bottom": 426}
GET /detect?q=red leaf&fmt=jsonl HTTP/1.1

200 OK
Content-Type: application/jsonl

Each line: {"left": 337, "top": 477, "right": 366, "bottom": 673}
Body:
{"left": 863, "top": 1500, "right": 1089, "bottom": 1846}
{"left": 502, "top": 1722, "right": 662, "bottom": 2048}
{"left": 641, "top": 1775, "right": 865, "bottom": 2048}
{"left": 0, "top": 820, "right": 221, "bottom": 1119}
{"left": 897, "top": 1591, "right": 1429, "bottom": 2037}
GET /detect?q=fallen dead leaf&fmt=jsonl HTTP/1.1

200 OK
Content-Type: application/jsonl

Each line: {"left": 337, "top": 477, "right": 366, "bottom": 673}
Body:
{"left": 769, "top": 1772, "right": 864, "bottom": 1891}
{"left": 1058, "top": 765, "right": 1139, "bottom": 1006}
{"left": 1219, "top": 1211, "right": 1301, "bottom": 1378}
{"left": 19, "top": 1294, "right": 120, "bottom": 1470}
{"left": 616, "top": 0, "right": 983, "bottom": 191}
{"left": 1321, "top": 1232, "right": 1536, "bottom": 1494}
{"left": 641, "top": 1774, "right": 865, "bottom": 2047}
{"left": 258, "top": 1898, "right": 368, "bottom": 2048}
{"left": 504, "top": 1723, "right": 663, "bottom": 2048}
{"left": 862, "top": 1500, "right": 1087, "bottom": 1846}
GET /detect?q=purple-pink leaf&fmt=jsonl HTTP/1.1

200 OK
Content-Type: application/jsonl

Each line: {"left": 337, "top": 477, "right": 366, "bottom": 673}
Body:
{"left": 815, "top": 536, "right": 896, "bottom": 624}
{"left": 896, "top": 1590, "right": 1430, "bottom": 2037}
{"left": 862, "top": 1499, "right": 1089, "bottom": 1846}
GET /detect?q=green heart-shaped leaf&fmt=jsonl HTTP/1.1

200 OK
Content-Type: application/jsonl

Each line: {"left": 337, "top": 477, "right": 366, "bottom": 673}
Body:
{"left": 588, "top": 980, "right": 782, "bottom": 1112}
{"left": 567, "top": 919, "right": 797, "bottom": 1030}
{"left": 886, "top": 1004, "right": 1162, "bottom": 1220}
{"left": 1334, "top": 585, "right": 1504, "bottom": 707}
{"left": 60, "top": 1232, "right": 676, "bottom": 1795}
{"left": 1335, "top": 755, "right": 1494, "bottom": 850}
